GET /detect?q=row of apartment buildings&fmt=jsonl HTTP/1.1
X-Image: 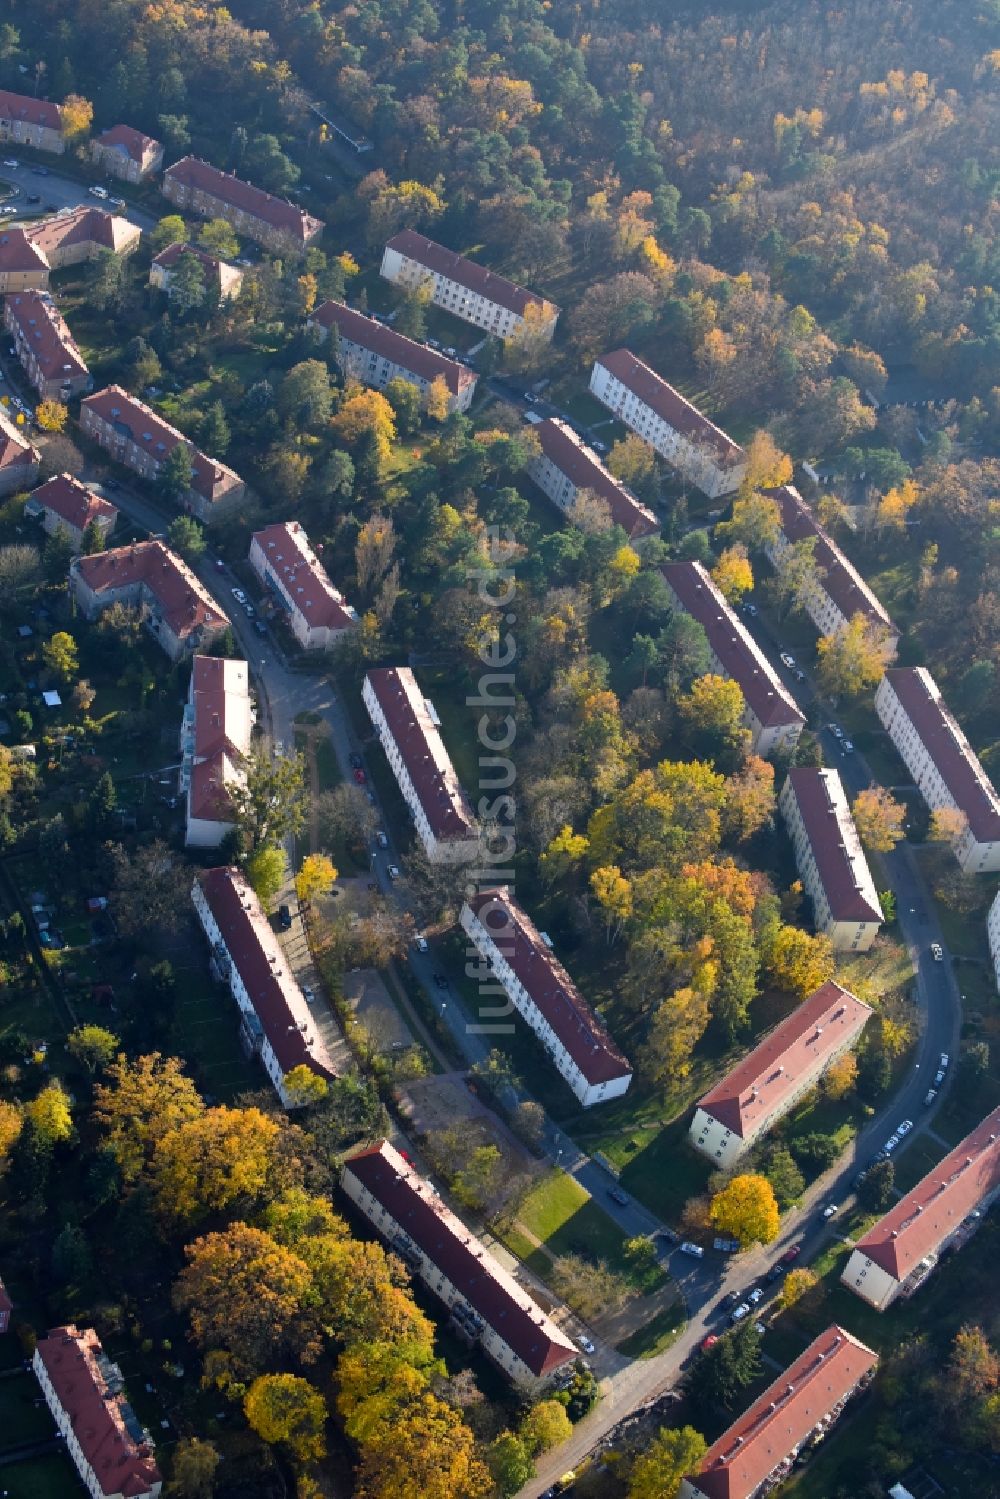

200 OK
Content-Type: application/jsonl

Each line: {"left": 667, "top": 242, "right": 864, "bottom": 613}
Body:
{"left": 192, "top": 865, "right": 338, "bottom": 1107}
{"left": 249, "top": 520, "right": 359, "bottom": 651}
{"left": 661, "top": 559, "right": 806, "bottom": 756}
{"left": 380, "top": 229, "right": 558, "bottom": 343}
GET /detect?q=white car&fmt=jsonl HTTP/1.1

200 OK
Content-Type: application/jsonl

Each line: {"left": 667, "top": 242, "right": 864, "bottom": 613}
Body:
{"left": 780, "top": 653, "right": 796, "bottom": 669}
{"left": 940, "top": 1053, "right": 949, "bottom": 1070}
{"left": 822, "top": 1202, "right": 840, "bottom": 1220}
{"left": 924, "top": 1089, "right": 937, "bottom": 1106}
{"left": 387, "top": 865, "right": 401, "bottom": 881}
{"left": 730, "top": 1303, "right": 750, "bottom": 1324}
{"left": 414, "top": 936, "right": 429, "bottom": 953}
{"left": 302, "top": 985, "right": 316, "bottom": 1005}
{"left": 375, "top": 830, "right": 389, "bottom": 849}
{"left": 842, "top": 739, "right": 854, "bottom": 753}
{"left": 828, "top": 723, "right": 845, "bottom": 739}
{"left": 930, "top": 943, "right": 944, "bottom": 962}
{"left": 747, "top": 1287, "right": 764, "bottom": 1305}
{"left": 679, "top": 1241, "right": 705, "bottom": 1258}
{"left": 884, "top": 1134, "right": 900, "bottom": 1154}
{"left": 897, "top": 1119, "right": 913, "bottom": 1137}
{"left": 934, "top": 1069, "right": 946, "bottom": 1086}
{"left": 576, "top": 1334, "right": 595, "bottom": 1354}
{"left": 231, "top": 586, "right": 247, "bottom": 604}
{"left": 2, "top": 158, "right": 17, "bottom": 168}
{"left": 88, "top": 185, "right": 108, "bottom": 199}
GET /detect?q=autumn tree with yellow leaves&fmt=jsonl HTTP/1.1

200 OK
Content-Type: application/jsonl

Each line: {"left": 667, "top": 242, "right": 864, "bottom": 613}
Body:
{"left": 709, "top": 1173, "right": 781, "bottom": 1247}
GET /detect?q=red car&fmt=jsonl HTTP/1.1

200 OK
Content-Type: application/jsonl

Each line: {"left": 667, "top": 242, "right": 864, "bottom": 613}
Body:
{"left": 701, "top": 1334, "right": 719, "bottom": 1352}
{"left": 779, "top": 1245, "right": 802, "bottom": 1266}
{"left": 353, "top": 768, "right": 367, "bottom": 785}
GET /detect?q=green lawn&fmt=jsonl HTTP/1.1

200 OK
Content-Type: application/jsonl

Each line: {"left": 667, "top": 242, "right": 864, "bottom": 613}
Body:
{"left": 169, "top": 963, "right": 261, "bottom": 1101}
{"left": 2, "top": 1452, "right": 81, "bottom": 1499}
{"left": 0, "top": 1371, "right": 57, "bottom": 1451}
{"left": 615, "top": 1302, "right": 685, "bottom": 1358}
{"left": 505, "top": 1167, "right": 666, "bottom": 1292}
{"left": 315, "top": 734, "right": 341, "bottom": 793}
{"left": 891, "top": 1130, "right": 950, "bottom": 1192}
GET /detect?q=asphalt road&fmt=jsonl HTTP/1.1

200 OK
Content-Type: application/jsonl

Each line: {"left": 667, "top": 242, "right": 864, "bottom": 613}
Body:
{"left": 91, "top": 475, "right": 962, "bottom": 1496}
{"left": 0, "top": 156, "right": 156, "bottom": 231}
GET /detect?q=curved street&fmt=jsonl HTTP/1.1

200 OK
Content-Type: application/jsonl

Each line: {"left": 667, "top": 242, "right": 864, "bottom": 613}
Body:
{"left": 92, "top": 474, "right": 963, "bottom": 1496}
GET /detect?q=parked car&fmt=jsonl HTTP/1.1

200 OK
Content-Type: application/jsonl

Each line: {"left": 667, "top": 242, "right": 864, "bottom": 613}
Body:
{"left": 243, "top": 601, "right": 255, "bottom": 617}
{"left": 934, "top": 1069, "right": 945, "bottom": 1086}
{"left": 88, "top": 185, "right": 108, "bottom": 199}
{"left": 721, "top": 1290, "right": 742, "bottom": 1308}
{"left": 713, "top": 1237, "right": 740, "bottom": 1253}
{"left": 375, "top": 830, "right": 389, "bottom": 849}
{"left": 940, "top": 1053, "right": 950, "bottom": 1069}
{"left": 742, "top": 601, "right": 758, "bottom": 616}
{"left": 231, "top": 586, "right": 247, "bottom": 604}
{"left": 302, "top": 985, "right": 316, "bottom": 1004}
{"left": 254, "top": 619, "right": 267, "bottom": 635}
{"left": 779, "top": 1245, "right": 802, "bottom": 1266}
{"left": 924, "top": 1088, "right": 938, "bottom": 1106}
{"left": 730, "top": 1303, "right": 751, "bottom": 1325}
{"left": 793, "top": 668, "right": 806, "bottom": 682}
{"left": 2, "top": 158, "right": 18, "bottom": 168}
{"left": 387, "top": 865, "right": 400, "bottom": 881}
{"left": 766, "top": 1262, "right": 787, "bottom": 1282}
{"left": 353, "top": 768, "right": 367, "bottom": 784}
{"left": 822, "top": 1202, "right": 840, "bottom": 1220}
{"left": 414, "top": 936, "right": 429, "bottom": 954}
{"left": 278, "top": 904, "right": 293, "bottom": 930}
{"left": 32, "top": 166, "right": 49, "bottom": 176}
{"left": 780, "top": 652, "right": 796, "bottom": 669}
{"left": 747, "top": 1287, "right": 765, "bottom": 1305}
{"left": 433, "top": 973, "right": 448, "bottom": 988}
{"left": 930, "top": 942, "right": 944, "bottom": 962}
{"left": 884, "top": 1133, "right": 900, "bottom": 1154}
{"left": 842, "top": 739, "right": 855, "bottom": 753}
{"left": 608, "top": 1186, "right": 630, "bottom": 1207}
{"left": 349, "top": 753, "right": 364, "bottom": 770}
{"left": 701, "top": 1334, "right": 719, "bottom": 1352}
{"left": 575, "top": 1335, "right": 595, "bottom": 1354}
{"left": 680, "top": 1241, "right": 705, "bottom": 1258}
{"left": 897, "top": 1119, "right": 913, "bottom": 1136}
{"left": 25, "top": 192, "right": 39, "bottom": 204}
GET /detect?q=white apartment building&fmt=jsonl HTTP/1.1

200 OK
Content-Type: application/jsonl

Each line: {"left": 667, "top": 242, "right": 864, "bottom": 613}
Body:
{"left": 989, "top": 890, "right": 1000, "bottom": 995}
{"left": 843, "top": 1105, "right": 1000, "bottom": 1310}
{"left": 526, "top": 417, "right": 659, "bottom": 542}
{"left": 779, "top": 767, "right": 882, "bottom": 951}
{"left": 764, "top": 484, "right": 899, "bottom": 650}
{"left": 661, "top": 560, "right": 805, "bottom": 756}
{"left": 363, "top": 667, "right": 480, "bottom": 863}
{"left": 690, "top": 981, "right": 872, "bottom": 1168}
{"left": 249, "top": 521, "right": 358, "bottom": 651}
{"left": 380, "top": 229, "right": 559, "bottom": 342}
{"left": 460, "top": 887, "right": 632, "bottom": 1108}
{"left": 679, "top": 1326, "right": 878, "bottom": 1499}
{"left": 180, "top": 656, "right": 252, "bottom": 848}
{"left": 875, "top": 667, "right": 1000, "bottom": 872}
{"left": 308, "top": 299, "right": 477, "bottom": 414}
{"left": 341, "top": 1140, "right": 576, "bottom": 1389}
{"left": 33, "top": 1325, "right": 162, "bottom": 1499}
{"left": 590, "top": 350, "right": 746, "bottom": 498}
{"left": 192, "top": 866, "right": 337, "bottom": 1107}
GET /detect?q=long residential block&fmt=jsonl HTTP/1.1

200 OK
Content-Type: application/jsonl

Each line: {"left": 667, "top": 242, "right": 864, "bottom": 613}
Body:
{"left": 91, "top": 124, "right": 163, "bottom": 182}
{"left": 590, "top": 350, "right": 746, "bottom": 498}
{"left": 679, "top": 1325, "right": 877, "bottom": 1499}
{"left": 460, "top": 887, "right": 632, "bottom": 1108}
{"left": 192, "top": 867, "right": 337, "bottom": 1106}
{"left": 989, "top": 890, "right": 1000, "bottom": 996}
{"left": 341, "top": 1140, "right": 576, "bottom": 1388}
{"left": 764, "top": 484, "right": 898, "bottom": 650}
{"left": 875, "top": 667, "right": 1000, "bottom": 873}
{"left": 309, "top": 299, "right": 477, "bottom": 414}
{"left": 181, "top": 656, "right": 252, "bottom": 848}
{"left": 26, "top": 473, "right": 116, "bottom": 548}
{"left": 363, "top": 667, "right": 479, "bottom": 862}
{"left": 526, "top": 416, "right": 659, "bottom": 541}
{"left": 70, "top": 541, "right": 228, "bottom": 662}
{"left": 0, "top": 90, "right": 64, "bottom": 154}
{"left": 249, "top": 521, "right": 358, "bottom": 651}
{"left": 33, "top": 1325, "right": 162, "bottom": 1499}
{"left": 690, "top": 981, "right": 872, "bottom": 1168}
{"left": 162, "top": 156, "right": 324, "bottom": 254}
{"left": 81, "top": 386, "right": 245, "bottom": 524}
{"left": 380, "top": 229, "right": 558, "bottom": 341}
{"left": 5, "top": 290, "right": 88, "bottom": 400}
{"left": 661, "top": 560, "right": 805, "bottom": 756}
{"left": 779, "top": 767, "right": 882, "bottom": 952}
{"left": 842, "top": 1105, "right": 1000, "bottom": 1310}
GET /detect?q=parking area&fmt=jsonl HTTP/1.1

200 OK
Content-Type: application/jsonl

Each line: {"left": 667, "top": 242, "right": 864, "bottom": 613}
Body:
{"left": 344, "top": 967, "right": 414, "bottom": 1053}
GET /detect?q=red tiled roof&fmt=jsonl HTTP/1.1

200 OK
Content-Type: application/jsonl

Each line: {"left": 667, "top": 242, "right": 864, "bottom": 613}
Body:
{"left": 0, "top": 404, "right": 38, "bottom": 471}
{"left": 251, "top": 521, "right": 357, "bottom": 633}
{"left": 189, "top": 752, "right": 242, "bottom": 823}
{"left": 190, "top": 655, "right": 250, "bottom": 760}
{"left": 95, "top": 123, "right": 160, "bottom": 164}
{"left": 163, "top": 156, "right": 323, "bottom": 243}
{"left": 696, "top": 981, "right": 871, "bottom": 1137}
{"left": 880, "top": 668, "right": 1000, "bottom": 845}
{"left": 310, "top": 299, "right": 475, "bottom": 397}
{"left": 81, "top": 385, "right": 242, "bottom": 507}
{"left": 386, "top": 229, "right": 557, "bottom": 319}
{"left": 196, "top": 867, "right": 337, "bottom": 1081}
{"left": 27, "top": 205, "right": 139, "bottom": 259}
{"left": 661, "top": 561, "right": 805, "bottom": 731}
{"left": 467, "top": 887, "right": 631, "bottom": 1087}
{"left": 6, "top": 290, "right": 87, "bottom": 382}
{"left": 853, "top": 1105, "right": 1000, "bottom": 1281}
{"left": 0, "top": 1277, "right": 11, "bottom": 1316}
{"left": 343, "top": 1140, "right": 576, "bottom": 1377}
{"left": 151, "top": 241, "right": 231, "bottom": 276}
{"left": 765, "top": 485, "right": 897, "bottom": 637}
{"left": 0, "top": 226, "right": 49, "bottom": 274}
{"left": 782, "top": 767, "right": 882, "bottom": 923}
{"left": 0, "top": 90, "right": 60, "bottom": 132}
{"left": 364, "top": 667, "right": 478, "bottom": 844}
{"left": 532, "top": 418, "right": 659, "bottom": 539}
{"left": 74, "top": 540, "right": 226, "bottom": 643}
{"left": 34, "top": 473, "right": 116, "bottom": 533}
{"left": 596, "top": 350, "right": 744, "bottom": 467}
{"left": 34, "top": 1325, "right": 162, "bottom": 1498}
{"left": 688, "top": 1325, "right": 877, "bottom": 1499}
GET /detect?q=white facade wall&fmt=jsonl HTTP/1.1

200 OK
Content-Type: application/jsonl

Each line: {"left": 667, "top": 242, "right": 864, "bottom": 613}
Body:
{"left": 362, "top": 676, "right": 478, "bottom": 864}
{"left": 589, "top": 361, "right": 745, "bottom": 499}
{"left": 766, "top": 529, "right": 850, "bottom": 637}
{"left": 248, "top": 534, "right": 357, "bottom": 651}
{"left": 191, "top": 878, "right": 296, "bottom": 1107}
{"left": 340, "top": 1169, "right": 545, "bottom": 1388}
{"left": 325, "top": 326, "right": 474, "bottom": 414}
{"left": 840, "top": 1249, "right": 903, "bottom": 1311}
{"left": 990, "top": 891, "right": 1000, "bottom": 995}
{"left": 875, "top": 676, "right": 1000, "bottom": 873}
{"left": 460, "top": 902, "right": 631, "bottom": 1108}
{"left": 380, "top": 243, "right": 556, "bottom": 342}
{"left": 778, "top": 777, "right": 881, "bottom": 953}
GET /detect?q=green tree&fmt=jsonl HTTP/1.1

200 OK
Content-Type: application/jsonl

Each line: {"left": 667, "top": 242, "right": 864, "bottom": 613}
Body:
{"left": 168, "top": 1437, "right": 220, "bottom": 1499}
{"left": 629, "top": 1426, "right": 707, "bottom": 1499}
{"left": 167, "top": 514, "right": 206, "bottom": 560}
{"left": 278, "top": 360, "right": 333, "bottom": 428}
{"left": 487, "top": 1433, "right": 534, "bottom": 1497}
{"left": 246, "top": 846, "right": 287, "bottom": 908}
{"left": 200, "top": 401, "right": 230, "bottom": 456}
{"left": 520, "top": 1400, "right": 572, "bottom": 1456}
{"left": 150, "top": 214, "right": 187, "bottom": 253}
{"left": 159, "top": 445, "right": 195, "bottom": 504}
{"left": 244, "top": 1374, "right": 327, "bottom": 1463}
{"left": 384, "top": 376, "right": 422, "bottom": 435}
{"left": 688, "top": 1320, "right": 762, "bottom": 1414}
{"left": 51, "top": 1222, "right": 93, "bottom": 1285}
{"left": 231, "top": 746, "right": 308, "bottom": 855}
{"left": 42, "top": 630, "right": 78, "bottom": 682}
{"left": 88, "top": 771, "right": 118, "bottom": 831}
{"left": 859, "top": 1158, "right": 895, "bottom": 1211}
{"left": 80, "top": 517, "right": 106, "bottom": 555}
{"left": 94, "top": 1052, "right": 204, "bottom": 1183}
{"left": 198, "top": 218, "right": 240, "bottom": 261}
{"left": 67, "top": 1024, "right": 119, "bottom": 1075}
{"left": 168, "top": 252, "right": 208, "bottom": 316}
{"left": 88, "top": 249, "right": 127, "bottom": 313}
{"left": 763, "top": 1145, "right": 805, "bottom": 1209}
